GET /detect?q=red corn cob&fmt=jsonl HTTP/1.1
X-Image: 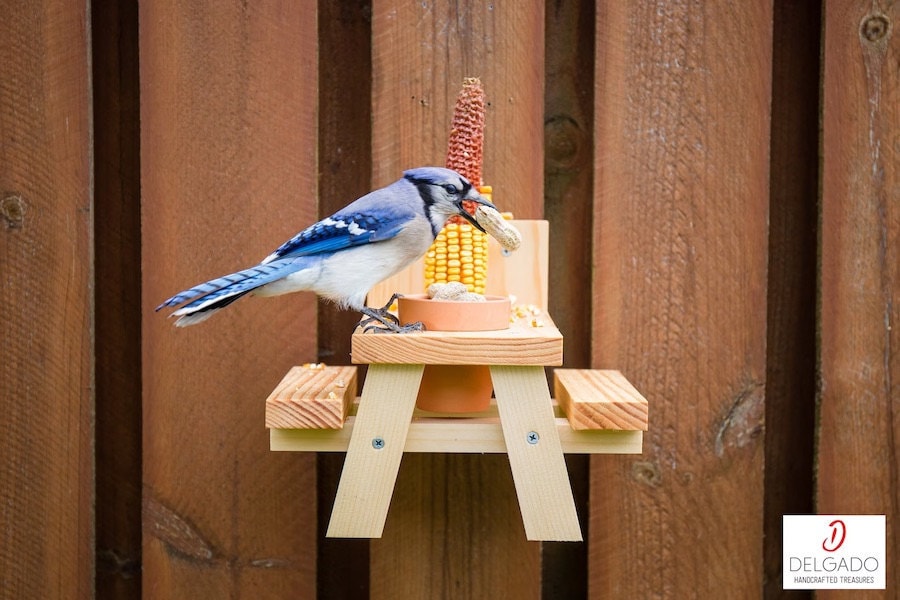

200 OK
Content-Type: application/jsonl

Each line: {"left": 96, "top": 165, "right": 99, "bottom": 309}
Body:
{"left": 445, "top": 77, "right": 485, "bottom": 223}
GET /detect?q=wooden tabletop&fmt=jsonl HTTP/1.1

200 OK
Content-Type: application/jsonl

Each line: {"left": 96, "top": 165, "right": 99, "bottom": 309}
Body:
{"left": 350, "top": 313, "right": 563, "bottom": 366}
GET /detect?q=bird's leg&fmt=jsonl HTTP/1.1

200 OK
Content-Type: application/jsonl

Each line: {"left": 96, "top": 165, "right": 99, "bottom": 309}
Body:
{"left": 358, "top": 293, "right": 425, "bottom": 334}
{"left": 358, "top": 293, "right": 401, "bottom": 329}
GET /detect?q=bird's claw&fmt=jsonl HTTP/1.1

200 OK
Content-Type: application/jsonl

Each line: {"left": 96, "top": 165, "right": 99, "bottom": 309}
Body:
{"left": 358, "top": 294, "right": 426, "bottom": 334}
{"left": 360, "top": 312, "right": 400, "bottom": 328}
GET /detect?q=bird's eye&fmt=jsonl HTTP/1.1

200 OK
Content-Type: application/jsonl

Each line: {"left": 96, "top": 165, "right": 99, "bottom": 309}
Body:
{"left": 443, "top": 184, "right": 459, "bottom": 195}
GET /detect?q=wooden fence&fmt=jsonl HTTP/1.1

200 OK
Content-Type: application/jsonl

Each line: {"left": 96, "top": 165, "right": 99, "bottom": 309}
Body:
{"left": 1, "top": 0, "right": 897, "bottom": 598}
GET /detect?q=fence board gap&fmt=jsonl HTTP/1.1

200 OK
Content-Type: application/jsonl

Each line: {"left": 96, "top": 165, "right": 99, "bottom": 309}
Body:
{"left": 763, "top": 1, "right": 821, "bottom": 597}
{"left": 543, "top": 0, "right": 596, "bottom": 596}
{"left": 92, "top": 0, "right": 143, "bottom": 597}
{"left": 315, "top": 2, "right": 374, "bottom": 594}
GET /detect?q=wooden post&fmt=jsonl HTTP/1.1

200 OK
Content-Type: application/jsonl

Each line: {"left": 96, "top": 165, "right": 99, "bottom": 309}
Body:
{"left": 368, "top": 2, "right": 546, "bottom": 597}
{"left": 140, "top": 3, "right": 319, "bottom": 597}
{"left": 819, "top": 2, "right": 900, "bottom": 595}
{"left": 0, "top": 3, "right": 94, "bottom": 597}
{"left": 591, "top": 2, "right": 772, "bottom": 596}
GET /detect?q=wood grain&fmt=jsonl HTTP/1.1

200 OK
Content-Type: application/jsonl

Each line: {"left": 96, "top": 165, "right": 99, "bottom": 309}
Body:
{"left": 271, "top": 418, "right": 644, "bottom": 454}
{"left": 818, "top": 2, "right": 900, "bottom": 597}
{"left": 140, "top": 3, "right": 318, "bottom": 597}
{"left": 591, "top": 2, "right": 771, "bottom": 597}
{"left": 351, "top": 316, "right": 562, "bottom": 366}
{"left": 0, "top": 3, "right": 94, "bottom": 598}
{"left": 266, "top": 365, "right": 358, "bottom": 429}
{"left": 372, "top": 454, "right": 539, "bottom": 598}
{"left": 554, "top": 370, "right": 649, "bottom": 431}
{"left": 326, "top": 364, "right": 424, "bottom": 538}
{"left": 369, "top": 1, "right": 546, "bottom": 596}
{"left": 370, "top": 1, "right": 544, "bottom": 207}
{"left": 491, "top": 365, "right": 582, "bottom": 541}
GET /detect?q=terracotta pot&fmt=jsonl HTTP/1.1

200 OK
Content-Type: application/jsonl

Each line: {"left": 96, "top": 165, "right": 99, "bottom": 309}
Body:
{"left": 397, "top": 294, "right": 510, "bottom": 413}
{"left": 397, "top": 294, "right": 511, "bottom": 331}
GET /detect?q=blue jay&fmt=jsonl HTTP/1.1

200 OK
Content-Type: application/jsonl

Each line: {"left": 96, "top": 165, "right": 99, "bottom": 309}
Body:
{"left": 156, "top": 166, "right": 497, "bottom": 332}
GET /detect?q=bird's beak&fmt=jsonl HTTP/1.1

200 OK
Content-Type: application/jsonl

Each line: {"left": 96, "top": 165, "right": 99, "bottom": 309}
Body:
{"left": 458, "top": 191, "right": 497, "bottom": 234}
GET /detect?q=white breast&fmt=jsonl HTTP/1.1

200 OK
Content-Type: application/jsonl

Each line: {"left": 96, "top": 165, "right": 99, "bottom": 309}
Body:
{"left": 255, "top": 216, "right": 435, "bottom": 311}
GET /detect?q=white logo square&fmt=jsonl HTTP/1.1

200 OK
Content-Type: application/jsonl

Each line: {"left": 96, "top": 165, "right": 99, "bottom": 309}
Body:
{"left": 783, "top": 515, "right": 885, "bottom": 589}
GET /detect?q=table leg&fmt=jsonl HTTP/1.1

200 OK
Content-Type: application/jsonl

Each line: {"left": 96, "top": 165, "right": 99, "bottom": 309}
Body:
{"left": 326, "top": 363, "right": 424, "bottom": 538}
{"left": 491, "top": 365, "right": 582, "bottom": 541}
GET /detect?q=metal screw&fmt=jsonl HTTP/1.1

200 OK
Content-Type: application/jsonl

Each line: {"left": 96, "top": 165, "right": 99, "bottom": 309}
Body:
{"left": 372, "top": 437, "right": 385, "bottom": 450}
{"left": 527, "top": 431, "right": 539, "bottom": 445}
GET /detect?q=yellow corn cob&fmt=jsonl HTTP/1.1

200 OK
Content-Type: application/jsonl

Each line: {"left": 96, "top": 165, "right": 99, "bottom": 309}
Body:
{"left": 425, "top": 78, "right": 490, "bottom": 294}
{"left": 423, "top": 196, "right": 490, "bottom": 293}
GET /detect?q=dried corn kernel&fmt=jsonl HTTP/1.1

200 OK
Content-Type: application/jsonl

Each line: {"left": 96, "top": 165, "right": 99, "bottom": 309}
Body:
{"left": 446, "top": 78, "right": 485, "bottom": 189}
{"left": 423, "top": 221, "right": 488, "bottom": 294}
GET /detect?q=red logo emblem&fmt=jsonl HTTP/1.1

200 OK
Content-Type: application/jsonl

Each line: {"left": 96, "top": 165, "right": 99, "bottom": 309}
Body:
{"left": 822, "top": 519, "right": 846, "bottom": 552}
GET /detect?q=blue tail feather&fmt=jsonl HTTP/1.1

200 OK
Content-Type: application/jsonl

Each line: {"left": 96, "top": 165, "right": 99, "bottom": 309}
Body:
{"left": 156, "top": 259, "right": 303, "bottom": 314}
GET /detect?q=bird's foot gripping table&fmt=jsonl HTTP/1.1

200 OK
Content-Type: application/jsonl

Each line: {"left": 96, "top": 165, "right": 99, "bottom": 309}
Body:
{"left": 266, "top": 315, "right": 648, "bottom": 542}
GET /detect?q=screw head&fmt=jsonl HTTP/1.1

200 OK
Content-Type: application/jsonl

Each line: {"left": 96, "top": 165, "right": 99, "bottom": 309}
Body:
{"left": 372, "top": 437, "right": 385, "bottom": 450}
{"left": 527, "top": 431, "right": 540, "bottom": 445}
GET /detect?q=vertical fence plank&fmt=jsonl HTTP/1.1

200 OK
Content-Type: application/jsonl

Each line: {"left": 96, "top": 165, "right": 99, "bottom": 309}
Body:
{"left": 140, "top": 3, "right": 318, "bottom": 597}
{"left": 764, "top": 1, "right": 820, "bottom": 597}
{"left": 0, "top": 3, "right": 94, "bottom": 598}
{"left": 368, "top": 1, "right": 545, "bottom": 597}
{"left": 370, "top": 0, "right": 544, "bottom": 201}
{"left": 819, "top": 2, "right": 900, "bottom": 596}
{"left": 92, "top": 0, "right": 143, "bottom": 596}
{"left": 590, "top": 3, "right": 771, "bottom": 597}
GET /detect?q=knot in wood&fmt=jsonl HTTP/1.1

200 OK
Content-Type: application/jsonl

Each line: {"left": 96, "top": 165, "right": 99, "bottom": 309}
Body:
{"left": 2, "top": 194, "right": 25, "bottom": 228}
{"left": 631, "top": 461, "right": 662, "bottom": 488}
{"left": 861, "top": 14, "right": 890, "bottom": 43}
{"left": 545, "top": 115, "right": 582, "bottom": 169}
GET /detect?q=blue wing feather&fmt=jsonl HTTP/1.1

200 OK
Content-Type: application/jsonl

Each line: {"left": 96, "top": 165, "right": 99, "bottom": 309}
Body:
{"left": 263, "top": 183, "right": 417, "bottom": 260}
{"left": 265, "top": 207, "right": 409, "bottom": 261}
